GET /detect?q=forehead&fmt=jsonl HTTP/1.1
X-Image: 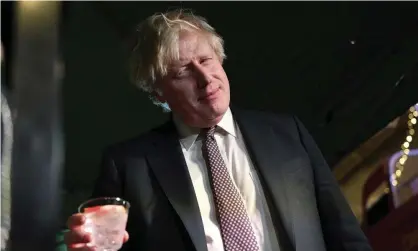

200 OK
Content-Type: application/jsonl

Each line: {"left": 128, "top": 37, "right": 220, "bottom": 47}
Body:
{"left": 177, "top": 32, "right": 213, "bottom": 62}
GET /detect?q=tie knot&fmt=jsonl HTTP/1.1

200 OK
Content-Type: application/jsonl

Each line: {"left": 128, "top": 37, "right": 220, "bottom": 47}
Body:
{"left": 202, "top": 126, "right": 216, "bottom": 139}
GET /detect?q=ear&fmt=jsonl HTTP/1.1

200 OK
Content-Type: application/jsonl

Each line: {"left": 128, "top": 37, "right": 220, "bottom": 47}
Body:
{"left": 153, "top": 89, "right": 166, "bottom": 103}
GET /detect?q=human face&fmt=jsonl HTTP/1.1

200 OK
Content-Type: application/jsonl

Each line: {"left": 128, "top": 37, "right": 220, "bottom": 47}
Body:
{"left": 156, "top": 31, "right": 230, "bottom": 128}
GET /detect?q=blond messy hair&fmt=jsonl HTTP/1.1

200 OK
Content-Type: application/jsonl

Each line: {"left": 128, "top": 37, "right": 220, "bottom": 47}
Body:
{"left": 130, "top": 9, "right": 226, "bottom": 94}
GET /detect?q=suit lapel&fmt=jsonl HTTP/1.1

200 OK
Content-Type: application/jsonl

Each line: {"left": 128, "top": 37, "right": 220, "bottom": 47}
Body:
{"left": 146, "top": 121, "right": 207, "bottom": 251}
{"left": 233, "top": 109, "right": 296, "bottom": 249}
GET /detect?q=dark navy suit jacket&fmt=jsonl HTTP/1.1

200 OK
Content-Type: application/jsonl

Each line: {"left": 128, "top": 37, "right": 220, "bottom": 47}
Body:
{"left": 92, "top": 108, "right": 372, "bottom": 251}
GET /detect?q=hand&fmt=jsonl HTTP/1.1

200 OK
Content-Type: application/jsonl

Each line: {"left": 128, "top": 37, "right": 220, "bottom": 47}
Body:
{"left": 64, "top": 213, "right": 129, "bottom": 251}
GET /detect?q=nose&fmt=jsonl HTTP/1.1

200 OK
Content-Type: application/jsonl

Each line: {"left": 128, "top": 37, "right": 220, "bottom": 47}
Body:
{"left": 194, "top": 64, "right": 212, "bottom": 89}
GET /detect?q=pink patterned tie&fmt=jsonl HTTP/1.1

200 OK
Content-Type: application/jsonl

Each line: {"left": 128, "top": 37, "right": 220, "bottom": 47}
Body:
{"left": 201, "top": 126, "right": 259, "bottom": 251}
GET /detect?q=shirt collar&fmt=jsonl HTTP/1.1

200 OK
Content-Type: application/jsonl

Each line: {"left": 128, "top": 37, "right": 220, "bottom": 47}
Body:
{"left": 173, "top": 108, "right": 236, "bottom": 151}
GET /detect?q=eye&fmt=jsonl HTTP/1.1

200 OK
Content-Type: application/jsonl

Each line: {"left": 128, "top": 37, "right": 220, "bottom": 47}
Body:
{"left": 173, "top": 68, "right": 188, "bottom": 79}
{"left": 200, "top": 57, "right": 212, "bottom": 65}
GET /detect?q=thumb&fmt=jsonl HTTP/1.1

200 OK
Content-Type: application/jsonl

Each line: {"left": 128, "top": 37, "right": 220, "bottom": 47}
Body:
{"left": 123, "top": 231, "right": 129, "bottom": 243}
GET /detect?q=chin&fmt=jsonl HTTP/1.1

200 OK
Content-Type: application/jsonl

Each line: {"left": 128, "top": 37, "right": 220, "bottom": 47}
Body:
{"left": 205, "top": 102, "right": 228, "bottom": 120}
{"left": 209, "top": 99, "right": 227, "bottom": 111}
{"left": 186, "top": 99, "right": 229, "bottom": 127}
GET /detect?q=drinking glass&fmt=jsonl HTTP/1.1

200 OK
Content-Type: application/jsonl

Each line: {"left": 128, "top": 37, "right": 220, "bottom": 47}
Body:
{"left": 78, "top": 197, "right": 130, "bottom": 251}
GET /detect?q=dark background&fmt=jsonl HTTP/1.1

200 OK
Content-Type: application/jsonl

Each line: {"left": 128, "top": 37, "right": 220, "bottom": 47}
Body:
{"left": 2, "top": 1, "right": 418, "bottom": 219}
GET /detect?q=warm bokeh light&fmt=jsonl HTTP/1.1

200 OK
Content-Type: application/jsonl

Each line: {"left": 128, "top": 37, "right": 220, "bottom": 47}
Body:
{"left": 392, "top": 103, "right": 418, "bottom": 186}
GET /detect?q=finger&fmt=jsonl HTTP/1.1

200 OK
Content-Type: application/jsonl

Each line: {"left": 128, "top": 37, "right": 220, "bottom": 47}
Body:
{"left": 123, "top": 231, "right": 129, "bottom": 243}
{"left": 68, "top": 243, "right": 96, "bottom": 251}
{"left": 64, "top": 228, "right": 92, "bottom": 245}
{"left": 67, "top": 213, "right": 85, "bottom": 229}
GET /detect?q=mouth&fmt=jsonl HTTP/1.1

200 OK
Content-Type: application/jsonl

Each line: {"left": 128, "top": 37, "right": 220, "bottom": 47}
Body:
{"left": 199, "top": 88, "right": 220, "bottom": 102}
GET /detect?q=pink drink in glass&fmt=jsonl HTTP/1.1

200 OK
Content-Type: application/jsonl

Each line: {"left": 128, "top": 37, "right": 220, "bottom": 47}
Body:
{"left": 78, "top": 197, "right": 130, "bottom": 251}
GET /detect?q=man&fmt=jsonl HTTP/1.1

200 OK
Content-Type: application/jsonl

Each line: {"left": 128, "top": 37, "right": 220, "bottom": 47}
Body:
{"left": 65, "top": 9, "right": 371, "bottom": 251}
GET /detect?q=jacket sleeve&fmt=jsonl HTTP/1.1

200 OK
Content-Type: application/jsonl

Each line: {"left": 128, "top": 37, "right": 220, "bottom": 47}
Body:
{"left": 293, "top": 116, "right": 372, "bottom": 251}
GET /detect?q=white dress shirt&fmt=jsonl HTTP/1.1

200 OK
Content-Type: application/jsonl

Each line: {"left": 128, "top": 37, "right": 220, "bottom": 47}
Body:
{"left": 173, "top": 108, "right": 280, "bottom": 251}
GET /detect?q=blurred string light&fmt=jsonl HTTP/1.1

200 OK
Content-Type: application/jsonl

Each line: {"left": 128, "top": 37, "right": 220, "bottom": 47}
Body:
{"left": 391, "top": 103, "right": 418, "bottom": 187}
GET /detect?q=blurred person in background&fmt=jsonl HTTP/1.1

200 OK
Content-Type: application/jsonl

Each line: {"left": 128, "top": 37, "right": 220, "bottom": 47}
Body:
{"left": 1, "top": 41, "right": 12, "bottom": 251}
{"left": 64, "top": 9, "right": 371, "bottom": 251}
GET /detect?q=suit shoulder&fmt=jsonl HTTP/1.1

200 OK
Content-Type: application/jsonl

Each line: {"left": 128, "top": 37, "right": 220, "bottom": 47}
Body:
{"left": 237, "top": 108, "right": 296, "bottom": 125}
{"left": 102, "top": 121, "right": 171, "bottom": 158}
{"left": 235, "top": 108, "right": 301, "bottom": 141}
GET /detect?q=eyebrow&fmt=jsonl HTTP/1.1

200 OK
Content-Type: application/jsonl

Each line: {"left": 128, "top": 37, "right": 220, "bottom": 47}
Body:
{"left": 169, "top": 61, "right": 188, "bottom": 71}
{"left": 170, "top": 52, "right": 212, "bottom": 70}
